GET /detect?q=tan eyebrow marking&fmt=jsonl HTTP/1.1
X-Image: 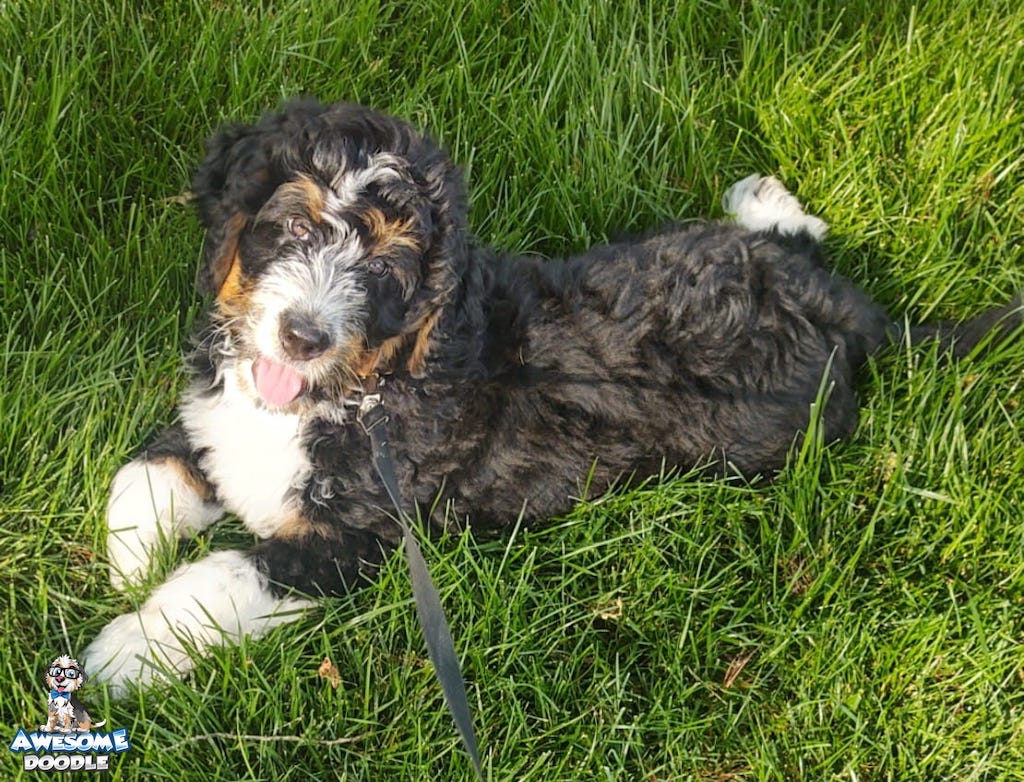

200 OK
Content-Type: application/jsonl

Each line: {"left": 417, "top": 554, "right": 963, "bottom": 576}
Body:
{"left": 361, "top": 207, "right": 420, "bottom": 252}
{"left": 276, "top": 175, "right": 326, "bottom": 222}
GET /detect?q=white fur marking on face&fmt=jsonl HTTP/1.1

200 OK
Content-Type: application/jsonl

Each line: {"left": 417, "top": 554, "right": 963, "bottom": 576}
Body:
{"left": 81, "top": 550, "right": 310, "bottom": 695}
{"left": 106, "top": 460, "right": 223, "bottom": 591}
{"left": 249, "top": 246, "right": 367, "bottom": 366}
{"left": 723, "top": 174, "right": 829, "bottom": 241}
{"left": 179, "top": 371, "right": 311, "bottom": 539}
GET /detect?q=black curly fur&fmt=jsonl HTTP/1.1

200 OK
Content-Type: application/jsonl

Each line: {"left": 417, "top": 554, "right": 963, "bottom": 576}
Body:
{"left": 148, "top": 100, "right": 1021, "bottom": 599}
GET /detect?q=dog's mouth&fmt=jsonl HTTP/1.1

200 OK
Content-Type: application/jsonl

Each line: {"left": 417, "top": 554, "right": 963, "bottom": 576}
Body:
{"left": 252, "top": 355, "right": 307, "bottom": 407}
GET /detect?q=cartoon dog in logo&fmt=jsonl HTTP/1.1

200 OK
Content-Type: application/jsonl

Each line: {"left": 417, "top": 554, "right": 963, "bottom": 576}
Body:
{"left": 40, "top": 655, "right": 105, "bottom": 733}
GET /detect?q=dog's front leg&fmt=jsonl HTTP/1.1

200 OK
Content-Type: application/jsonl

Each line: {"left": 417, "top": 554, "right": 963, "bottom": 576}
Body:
{"left": 39, "top": 711, "right": 56, "bottom": 732}
{"left": 82, "top": 547, "right": 310, "bottom": 695}
{"left": 83, "top": 520, "right": 389, "bottom": 695}
{"left": 106, "top": 425, "right": 223, "bottom": 590}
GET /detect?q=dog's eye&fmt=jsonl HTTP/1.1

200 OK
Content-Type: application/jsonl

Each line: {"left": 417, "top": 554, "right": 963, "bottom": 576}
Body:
{"left": 367, "top": 258, "right": 389, "bottom": 277}
{"left": 286, "top": 216, "right": 313, "bottom": 241}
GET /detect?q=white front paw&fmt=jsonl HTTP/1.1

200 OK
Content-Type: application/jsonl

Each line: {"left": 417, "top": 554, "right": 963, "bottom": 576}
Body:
{"left": 84, "top": 550, "right": 310, "bottom": 695}
{"left": 106, "top": 460, "right": 221, "bottom": 590}
{"left": 81, "top": 607, "right": 192, "bottom": 696}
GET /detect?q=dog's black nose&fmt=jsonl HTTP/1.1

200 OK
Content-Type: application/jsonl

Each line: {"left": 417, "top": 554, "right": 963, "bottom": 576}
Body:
{"left": 280, "top": 313, "right": 332, "bottom": 361}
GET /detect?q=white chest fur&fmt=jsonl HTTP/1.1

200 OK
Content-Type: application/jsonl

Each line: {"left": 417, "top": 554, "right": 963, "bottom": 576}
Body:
{"left": 179, "top": 367, "right": 310, "bottom": 538}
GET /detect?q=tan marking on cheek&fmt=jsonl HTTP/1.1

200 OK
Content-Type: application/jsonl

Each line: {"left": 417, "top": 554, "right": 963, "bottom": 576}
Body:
{"left": 353, "top": 348, "right": 381, "bottom": 379}
{"left": 208, "top": 212, "right": 248, "bottom": 292}
{"left": 216, "top": 252, "right": 245, "bottom": 304}
{"left": 215, "top": 253, "right": 259, "bottom": 322}
{"left": 348, "top": 310, "right": 440, "bottom": 380}
{"left": 340, "top": 334, "right": 376, "bottom": 379}
{"left": 215, "top": 245, "right": 263, "bottom": 324}
{"left": 363, "top": 208, "right": 420, "bottom": 252}
{"left": 352, "top": 335, "right": 405, "bottom": 379}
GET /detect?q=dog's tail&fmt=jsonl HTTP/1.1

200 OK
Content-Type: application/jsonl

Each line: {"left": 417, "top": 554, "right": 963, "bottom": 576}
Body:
{"left": 894, "top": 295, "right": 1023, "bottom": 359}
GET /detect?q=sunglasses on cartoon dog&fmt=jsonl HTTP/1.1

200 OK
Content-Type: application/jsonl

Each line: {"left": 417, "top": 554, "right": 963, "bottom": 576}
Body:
{"left": 47, "top": 666, "right": 81, "bottom": 679}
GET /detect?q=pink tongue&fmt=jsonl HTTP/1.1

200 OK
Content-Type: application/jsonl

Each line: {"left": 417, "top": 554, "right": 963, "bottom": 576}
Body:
{"left": 252, "top": 356, "right": 304, "bottom": 407}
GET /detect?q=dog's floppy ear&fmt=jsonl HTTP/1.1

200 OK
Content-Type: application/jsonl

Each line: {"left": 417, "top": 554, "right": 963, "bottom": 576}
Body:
{"left": 191, "top": 122, "right": 280, "bottom": 295}
{"left": 403, "top": 139, "right": 470, "bottom": 324}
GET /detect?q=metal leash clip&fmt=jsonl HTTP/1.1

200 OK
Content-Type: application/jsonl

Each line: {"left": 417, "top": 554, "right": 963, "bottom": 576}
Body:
{"left": 357, "top": 392, "right": 387, "bottom": 435}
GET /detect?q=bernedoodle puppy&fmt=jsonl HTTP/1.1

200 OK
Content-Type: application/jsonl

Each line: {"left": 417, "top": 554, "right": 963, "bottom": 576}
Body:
{"left": 82, "top": 99, "right": 1021, "bottom": 692}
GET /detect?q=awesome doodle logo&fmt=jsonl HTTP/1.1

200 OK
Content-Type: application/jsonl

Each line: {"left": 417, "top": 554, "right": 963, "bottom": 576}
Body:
{"left": 8, "top": 655, "right": 130, "bottom": 772}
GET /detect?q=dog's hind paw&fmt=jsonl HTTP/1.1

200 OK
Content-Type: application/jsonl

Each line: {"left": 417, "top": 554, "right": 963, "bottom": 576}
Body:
{"left": 723, "top": 174, "right": 828, "bottom": 241}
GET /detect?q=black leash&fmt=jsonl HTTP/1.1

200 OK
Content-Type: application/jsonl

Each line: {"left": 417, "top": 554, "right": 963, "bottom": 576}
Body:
{"left": 357, "top": 377, "right": 483, "bottom": 780}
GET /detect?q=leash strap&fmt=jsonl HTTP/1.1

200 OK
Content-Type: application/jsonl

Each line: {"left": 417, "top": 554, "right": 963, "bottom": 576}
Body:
{"left": 357, "top": 383, "right": 483, "bottom": 780}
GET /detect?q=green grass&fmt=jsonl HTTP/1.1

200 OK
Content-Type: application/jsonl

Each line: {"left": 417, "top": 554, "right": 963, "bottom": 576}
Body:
{"left": 2, "top": 0, "right": 1024, "bottom": 779}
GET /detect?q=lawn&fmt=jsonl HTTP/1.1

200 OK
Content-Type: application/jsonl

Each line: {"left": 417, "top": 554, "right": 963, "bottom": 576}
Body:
{"left": 2, "top": 0, "right": 1023, "bottom": 779}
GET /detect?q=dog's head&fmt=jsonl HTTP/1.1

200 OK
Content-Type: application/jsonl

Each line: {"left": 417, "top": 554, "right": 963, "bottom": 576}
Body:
{"left": 192, "top": 100, "right": 468, "bottom": 408}
{"left": 45, "top": 655, "right": 86, "bottom": 696}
